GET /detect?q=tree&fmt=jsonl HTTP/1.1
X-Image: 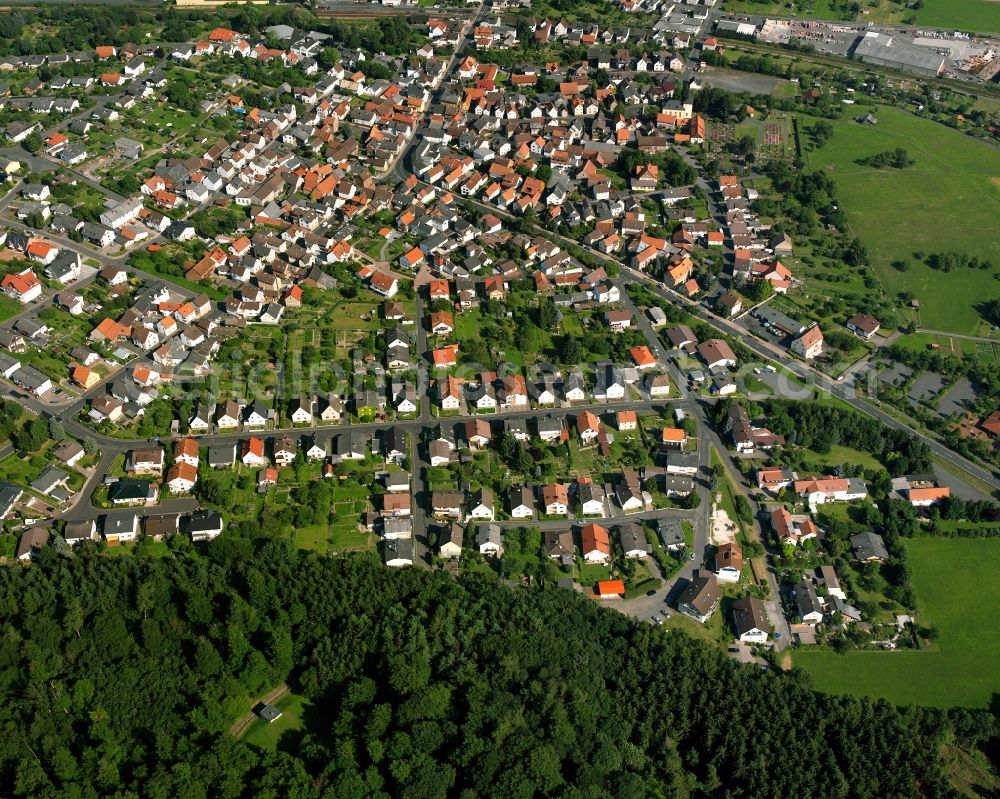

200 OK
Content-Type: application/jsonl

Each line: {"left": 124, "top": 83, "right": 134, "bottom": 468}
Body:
{"left": 558, "top": 335, "right": 582, "bottom": 364}
{"left": 811, "top": 120, "right": 834, "bottom": 147}
{"left": 13, "top": 416, "right": 47, "bottom": 454}
{"left": 47, "top": 418, "right": 65, "bottom": 442}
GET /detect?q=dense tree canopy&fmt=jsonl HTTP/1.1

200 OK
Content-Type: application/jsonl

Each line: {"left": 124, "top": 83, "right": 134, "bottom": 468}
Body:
{"left": 0, "top": 542, "right": 988, "bottom": 798}
{"left": 760, "top": 399, "right": 933, "bottom": 476}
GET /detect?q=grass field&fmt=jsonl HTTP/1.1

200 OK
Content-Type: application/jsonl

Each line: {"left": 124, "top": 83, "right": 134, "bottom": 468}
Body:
{"left": 803, "top": 107, "right": 1000, "bottom": 335}
{"left": 0, "top": 295, "right": 23, "bottom": 323}
{"left": 721, "top": 0, "right": 1000, "bottom": 30}
{"left": 915, "top": 0, "right": 1000, "bottom": 33}
{"left": 243, "top": 693, "right": 308, "bottom": 751}
{"left": 794, "top": 538, "right": 1000, "bottom": 708}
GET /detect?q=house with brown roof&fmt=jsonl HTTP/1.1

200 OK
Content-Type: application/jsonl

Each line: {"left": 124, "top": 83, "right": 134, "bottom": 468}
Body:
{"left": 677, "top": 571, "right": 720, "bottom": 623}
{"left": 732, "top": 597, "right": 769, "bottom": 643}
{"left": 542, "top": 483, "right": 569, "bottom": 515}
{"left": 846, "top": 313, "right": 880, "bottom": 340}
{"left": 696, "top": 339, "right": 737, "bottom": 369}
{"left": 715, "top": 541, "right": 743, "bottom": 583}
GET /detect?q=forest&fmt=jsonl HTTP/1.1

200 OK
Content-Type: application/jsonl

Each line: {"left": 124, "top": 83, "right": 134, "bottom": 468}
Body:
{"left": 1, "top": 541, "right": 996, "bottom": 798}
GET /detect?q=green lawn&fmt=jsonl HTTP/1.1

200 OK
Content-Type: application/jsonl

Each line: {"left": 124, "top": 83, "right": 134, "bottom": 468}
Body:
{"left": 798, "top": 443, "right": 883, "bottom": 473}
{"left": 720, "top": 0, "right": 1000, "bottom": 28}
{"left": 802, "top": 107, "right": 1000, "bottom": 335}
{"left": 0, "top": 295, "right": 23, "bottom": 323}
{"left": 915, "top": 0, "right": 1000, "bottom": 33}
{"left": 243, "top": 693, "right": 308, "bottom": 751}
{"left": 794, "top": 538, "right": 1000, "bottom": 708}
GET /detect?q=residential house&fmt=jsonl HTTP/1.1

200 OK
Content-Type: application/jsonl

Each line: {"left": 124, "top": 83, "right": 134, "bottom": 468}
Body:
{"left": 851, "top": 532, "right": 888, "bottom": 563}
{"left": 189, "top": 510, "right": 224, "bottom": 542}
{"left": 732, "top": 597, "right": 769, "bottom": 643}
{"left": 467, "top": 487, "right": 495, "bottom": 521}
{"left": 618, "top": 523, "right": 649, "bottom": 558}
{"left": 542, "top": 482, "right": 569, "bottom": 515}
{"left": 439, "top": 523, "right": 464, "bottom": 559}
{"left": 791, "top": 325, "right": 823, "bottom": 360}
{"left": 794, "top": 580, "right": 824, "bottom": 625}
{"left": 476, "top": 523, "right": 504, "bottom": 557}
{"left": 581, "top": 522, "right": 611, "bottom": 563}
{"left": 508, "top": 485, "right": 534, "bottom": 519}
{"left": 677, "top": 571, "right": 720, "bottom": 623}
{"left": 715, "top": 541, "right": 743, "bottom": 583}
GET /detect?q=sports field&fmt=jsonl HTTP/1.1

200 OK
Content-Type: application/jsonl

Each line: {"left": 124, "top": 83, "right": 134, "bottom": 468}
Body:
{"left": 794, "top": 538, "right": 1000, "bottom": 709}
{"left": 803, "top": 106, "right": 1000, "bottom": 335}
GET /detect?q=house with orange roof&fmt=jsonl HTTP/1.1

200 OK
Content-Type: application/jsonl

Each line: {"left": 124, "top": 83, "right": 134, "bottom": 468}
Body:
{"left": 208, "top": 27, "right": 238, "bottom": 42}
{"left": 90, "top": 317, "right": 126, "bottom": 344}
{"left": 770, "top": 507, "right": 818, "bottom": 547}
{"left": 2, "top": 269, "right": 43, "bottom": 303}
{"left": 617, "top": 410, "right": 638, "bottom": 431}
{"left": 428, "top": 279, "right": 450, "bottom": 301}
{"left": 438, "top": 375, "right": 462, "bottom": 410}
{"left": 70, "top": 364, "right": 100, "bottom": 390}
{"left": 174, "top": 437, "right": 200, "bottom": 468}
{"left": 241, "top": 437, "right": 268, "bottom": 468}
{"left": 581, "top": 522, "right": 611, "bottom": 563}
{"left": 369, "top": 271, "right": 398, "bottom": 298}
{"left": 166, "top": 462, "right": 198, "bottom": 494}
{"left": 432, "top": 344, "right": 459, "bottom": 368}
{"left": 595, "top": 579, "right": 626, "bottom": 598}
{"left": 576, "top": 411, "right": 601, "bottom": 444}
{"left": 430, "top": 310, "right": 454, "bottom": 335}
{"left": 95, "top": 46, "right": 116, "bottom": 59}
{"left": 907, "top": 486, "right": 951, "bottom": 507}
{"left": 45, "top": 131, "right": 69, "bottom": 156}
{"left": 26, "top": 241, "right": 58, "bottom": 265}
{"left": 791, "top": 325, "right": 823, "bottom": 360}
{"left": 661, "top": 427, "right": 687, "bottom": 448}
{"left": 756, "top": 467, "right": 795, "bottom": 493}
{"left": 399, "top": 247, "right": 424, "bottom": 270}
{"left": 131, "top": 364, "right": 160, "bottom": 387}
{"left": 629, "top": 346, "right": 657, "bottom": 369}
{"left": 794, "top": 475, "right": 868, "bottom": 506}
{"left": 541, "top": 483, "right": 569, "bottom": 515}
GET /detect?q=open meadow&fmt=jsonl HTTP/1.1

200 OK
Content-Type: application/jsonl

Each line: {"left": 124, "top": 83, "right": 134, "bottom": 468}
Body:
{"left": 794, "top": 537, "right": 1000, "bottom": 708}
{"left": 914, "top": 0, "right": 1000, "bottom": 34}
{"left": 803, "top": 107, "right": 1000, "bottom": 335}
{"left": 719, "top": 0, "right": 1000, "bottom": 31}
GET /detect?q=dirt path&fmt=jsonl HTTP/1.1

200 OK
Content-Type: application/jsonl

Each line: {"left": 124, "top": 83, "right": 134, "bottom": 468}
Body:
{"left": 710, "top": 493, "right": 737, "bottom": 545}
{"left": 228, "top": 682, "right": 289, "bottom": 739}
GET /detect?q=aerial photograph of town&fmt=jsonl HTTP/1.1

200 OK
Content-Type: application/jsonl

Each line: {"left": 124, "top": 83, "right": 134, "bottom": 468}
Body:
{"left": 0, "top": 0, "right": 997, "bottom": 794}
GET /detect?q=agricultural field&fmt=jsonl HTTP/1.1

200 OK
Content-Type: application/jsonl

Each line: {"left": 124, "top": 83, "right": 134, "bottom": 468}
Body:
{"left": 794, "top": 537, "right": 1000, "bottom": 708}
{"left": 802, "top": 107, "right": 1000, "bottom": 335}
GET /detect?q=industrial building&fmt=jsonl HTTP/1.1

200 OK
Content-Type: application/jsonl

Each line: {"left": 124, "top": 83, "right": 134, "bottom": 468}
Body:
{"left": 850, "top": 32, "right": 945, "bottom": 77}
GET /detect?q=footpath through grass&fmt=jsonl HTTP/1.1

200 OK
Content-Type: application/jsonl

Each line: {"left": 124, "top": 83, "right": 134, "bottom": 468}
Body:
{"left": 794, "top": 537, "right": 1000, "bottom": 708}
{"left": 802, "top": 106, "right": 1000, "bottom": 335}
